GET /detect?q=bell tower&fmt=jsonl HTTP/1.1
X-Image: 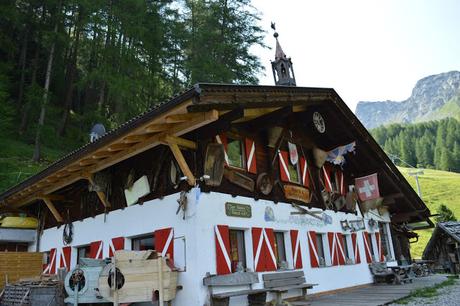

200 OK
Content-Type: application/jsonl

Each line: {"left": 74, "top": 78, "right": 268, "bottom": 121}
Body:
{"left": 271, "top": 23, "right": 296, "bottom": 86}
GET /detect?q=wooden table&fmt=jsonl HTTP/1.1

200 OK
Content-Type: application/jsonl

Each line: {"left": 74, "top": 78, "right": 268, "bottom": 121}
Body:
{"left": 388, "top": 264, "right": 414, "bottom": 284}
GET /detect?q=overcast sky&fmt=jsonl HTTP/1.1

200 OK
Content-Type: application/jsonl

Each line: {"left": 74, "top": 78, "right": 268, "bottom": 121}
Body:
{"left": 251, "top": 0, "right": 460, "bottom": 111}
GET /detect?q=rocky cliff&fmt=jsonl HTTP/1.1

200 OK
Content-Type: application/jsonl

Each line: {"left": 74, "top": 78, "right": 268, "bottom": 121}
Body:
{"left": 355, "top": 71, "right": 460, "bottom": 129}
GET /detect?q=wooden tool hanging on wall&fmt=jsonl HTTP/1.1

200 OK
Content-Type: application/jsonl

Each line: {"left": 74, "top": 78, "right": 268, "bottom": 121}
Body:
{"left": 224, "top": 169, "right": 255, "bottom": 192}
{"left": 203, "top": 143, "right": 225, "bottom": 186}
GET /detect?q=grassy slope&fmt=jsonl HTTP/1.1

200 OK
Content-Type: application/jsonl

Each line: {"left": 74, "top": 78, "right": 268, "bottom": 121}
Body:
{"left": 0, "top": 137, "right": 67, "bottom": 193}
{"left": 398, "top": 167, "right": 460, "bottom": 258}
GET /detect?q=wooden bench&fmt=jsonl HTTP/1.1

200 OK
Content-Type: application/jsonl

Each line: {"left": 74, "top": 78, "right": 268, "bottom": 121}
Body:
{"left": 369, "top": 262, "right": 397, "bottom": 284}
{"left": 262, "top": 271, "right": 317, "bottom": 305}
{"left": 203, "top": 272, "right": 268, "bottom": 306}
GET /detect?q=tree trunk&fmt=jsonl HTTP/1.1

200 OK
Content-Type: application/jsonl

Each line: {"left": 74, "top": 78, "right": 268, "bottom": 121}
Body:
{"left": 58, "top": 7, "right": 82, "bottom": 136}
{"left": 19, "top": 38, "right": 40, "bottom": 135}
{"left": 33, "top": 13, "right": 59, "bottom": 161}
{"left": 16, "top": 30, "right": 29, "bottom": 110}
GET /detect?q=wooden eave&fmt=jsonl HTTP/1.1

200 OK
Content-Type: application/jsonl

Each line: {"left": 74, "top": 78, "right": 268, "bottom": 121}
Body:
{"left": 0, "top": 84, "right": 432, "bottom": 227}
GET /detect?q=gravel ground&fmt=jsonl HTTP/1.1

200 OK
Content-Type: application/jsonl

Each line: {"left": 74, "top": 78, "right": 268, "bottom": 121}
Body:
{"left": 390, "top": 278, "right": 460, "bottom": 306}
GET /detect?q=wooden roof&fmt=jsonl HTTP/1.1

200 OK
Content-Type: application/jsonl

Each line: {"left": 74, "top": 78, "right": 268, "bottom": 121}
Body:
{"left": 423, "top": 221, "right": 460, "bottom": 257}
{"left": 0, "top": 83, "right": 432, "bottom": 227}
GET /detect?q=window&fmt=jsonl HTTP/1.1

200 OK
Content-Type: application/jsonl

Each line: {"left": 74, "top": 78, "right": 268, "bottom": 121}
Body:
{"left": 274, "top": 232, "right": 287, "bottom": 267}
{"left": 316, "top": 233, "right": 326, "bottom": 266}
{"left": 379, "top": 223, "right": 392, "bottom": 260}
{"left": 229, "top": 229, "right": 246, "bottom": 272}
{"left": 227, "top": 137, "right": 244, "bottom": 168}
{"left": 77, "top": 245, "right": 91, "bottom": 264}
{"left": 367, "top": 233, "right": 375, "bottom": 259}
{"left": 341, "top": 235, "right": 350, "bottom": 262}
{"left": 132, "top": 234, "right": 155, "bottom": 251}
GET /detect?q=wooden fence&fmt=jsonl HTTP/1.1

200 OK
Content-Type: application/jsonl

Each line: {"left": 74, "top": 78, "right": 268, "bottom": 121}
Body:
{"left": 0, "top": 252, "right": 43, "bottom": 289}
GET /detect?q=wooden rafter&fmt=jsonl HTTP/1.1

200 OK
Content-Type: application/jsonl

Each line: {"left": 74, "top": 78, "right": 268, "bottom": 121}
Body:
{"left": 168, "top": 143, "right": 196, "bottom": 186}
{"left": 145, "top": 123, "right": 176, "bottom": 133}
{"left": 92, "top": 150, "right": 114, "bottom": 159}
{"left": 160, "top": 135, "right": 197, "bottom": 150}
{"left": 165, "top": 112, "right": 204, "bottom": 123}
{"left": 9, "top": 109, "right": 219, "bottom": 208}
{"left": 123, "top": 134, "right": 151, "bottom": 144}
{"left": 41, "top": 196, "right": 64, "bottom": 223}
{"left": 107, "top": 143, "right": 131, "bottom": 152}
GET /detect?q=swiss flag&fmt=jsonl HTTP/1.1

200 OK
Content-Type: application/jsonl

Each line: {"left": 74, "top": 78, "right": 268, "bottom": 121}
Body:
{"left": 355, "top": 173, "right": 380, "bottom": 201}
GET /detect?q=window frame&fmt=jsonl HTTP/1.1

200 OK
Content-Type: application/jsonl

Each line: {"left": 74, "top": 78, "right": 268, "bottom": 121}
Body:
{"left": 379, "top": 222, "right": 393, "bottom": 261}
{"left": 341, "top": 234, "right": 354, "bottom": 264}
{"left": 273, "top": 231, "right": 287, "bottom": 269}
{"left": 315, "top": 233, "right": 327, "bottom": 267}
{"left": 76, "top": 245, "right": 91, "bottom": 264}
{"left": 131, "top": 233, "right": 155, "bottom": 251}
{"left": 228, "top": 228, "right": 247, "bottom": 273}
{"left": 225, "top": 133, "right": 246, "bottom": 170}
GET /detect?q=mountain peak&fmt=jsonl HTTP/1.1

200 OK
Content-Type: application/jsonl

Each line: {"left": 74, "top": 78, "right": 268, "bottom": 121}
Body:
{"left": 356, "top": 71, "right": 460, "bottom": 129}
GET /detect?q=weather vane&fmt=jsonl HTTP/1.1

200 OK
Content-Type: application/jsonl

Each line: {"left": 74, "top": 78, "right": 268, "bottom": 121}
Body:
{"left": 271, "top": 22, "right": 278, "bottom": 38}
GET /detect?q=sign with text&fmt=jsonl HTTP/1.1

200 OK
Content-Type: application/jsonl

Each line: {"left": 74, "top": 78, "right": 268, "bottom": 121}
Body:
{"left": 225, "top": 202, "right": 252, "bottom": 218}
{"left": 283, "top": 184, "right": 311, "bottom": 203}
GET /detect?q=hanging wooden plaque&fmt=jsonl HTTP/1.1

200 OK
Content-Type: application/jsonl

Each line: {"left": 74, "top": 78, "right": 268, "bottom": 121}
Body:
{"left": 283, "top": 185, "right": 311, "bottom": 203}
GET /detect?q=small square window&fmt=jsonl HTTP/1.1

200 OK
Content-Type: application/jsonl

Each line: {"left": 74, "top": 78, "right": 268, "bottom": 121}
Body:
{"left": 132, "top": 234, "right": 155, "bottom": 251}
{"left": 77, "top": 245, "right": 91, "bottom": 264}
{"left": 229, "top": 229, "right": 246, "bottom": 272}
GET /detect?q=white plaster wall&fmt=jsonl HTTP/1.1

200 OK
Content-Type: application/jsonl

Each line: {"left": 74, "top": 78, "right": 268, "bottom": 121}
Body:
{"left": 38, "top": 190, "right": 394, "bottom": 306}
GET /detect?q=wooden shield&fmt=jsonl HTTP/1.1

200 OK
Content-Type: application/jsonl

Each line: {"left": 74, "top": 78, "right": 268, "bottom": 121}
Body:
{"left": 204, "top": 143, "right": 225, "bottom": 186}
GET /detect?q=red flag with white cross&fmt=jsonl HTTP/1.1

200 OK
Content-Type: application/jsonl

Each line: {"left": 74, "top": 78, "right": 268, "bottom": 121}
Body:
{"left": 355, "top": 173, "right": 380, "bottom": 201}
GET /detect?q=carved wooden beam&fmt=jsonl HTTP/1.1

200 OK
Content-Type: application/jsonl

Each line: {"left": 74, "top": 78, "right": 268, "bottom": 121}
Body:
{"left": 41, "top": 196, "right": 64, "bottom": 223}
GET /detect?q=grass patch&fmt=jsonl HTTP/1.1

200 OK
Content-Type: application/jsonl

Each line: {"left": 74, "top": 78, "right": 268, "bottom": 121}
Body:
{"left": 398, "top": 167, "right": 460, "bottom": 258}
{"left": 394, "top": 276, "right": 458, "bottom": 304}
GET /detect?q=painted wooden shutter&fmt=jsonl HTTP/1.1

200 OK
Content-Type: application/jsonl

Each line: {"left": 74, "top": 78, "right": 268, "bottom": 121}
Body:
{"left": 351, "top": 232, "right": 361, "bottom": 264}
{"left": 307, "top": 231, "right": 319, "bottom": 268}
{"left": 59, "top": 246, "right": 71, "bottom": 271}
{"left": 155, "top": 228, "right": 174, "bottom": 261}
{"left": 89, "top": 240, "right": 103, "bottom": 259}
{"left": 362, "top": 232, "right": 373, "bottom": 263}
{"left": 375, "top": 232, "right": 385, "bottom": 262}
{"left": 43, "top": 248, "right": 57, "bottom": 274}
{"left": 252, "top": 227, "right": 277, "bottom": 272}
{"left": 336, "top": 169, "right": 346, "bottom": 195}
{"left": 109, "top": 236, "right": 125, "bottom": 257}
{"left": 215, "top": 225, "right": 232, "bottom": 275}
{"left": 322, "top": 165, "right": 333, "bottom": 192}
{"left": 278, "top": 150, "right": 291, "bottom": 182}
{"left": 336, "top": 233, "right": 346, "bottom": 265}
{"left": 264, "top": 228, "right": 277, "bottom": 271}
{"left": 252, "top": 227, "right": 265, "bottom": 272}
{"left": 300, "top": 157, "right": 310, "bottom": 188}
{"left": 245, "top": 138, "right": 257, "bottom": 174}
{"left": 328, "top": 232, "right": 339, "bottom": 266}
{"left": 215, "top": 134, "right": 229, "bottom": 165}
{"left": 290, "top": 230, "right": 303, "bottom": 269}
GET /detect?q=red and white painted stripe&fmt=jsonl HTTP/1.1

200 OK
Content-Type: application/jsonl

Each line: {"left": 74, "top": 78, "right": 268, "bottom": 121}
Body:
{"left": 290, "top": 230, "right": 302, "bottom": 269}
